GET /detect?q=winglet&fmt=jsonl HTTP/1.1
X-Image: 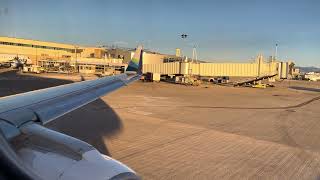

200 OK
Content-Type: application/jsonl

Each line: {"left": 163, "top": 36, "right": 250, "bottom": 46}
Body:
{"left": 126, "top": 45, "right": 143, "bottom": 74}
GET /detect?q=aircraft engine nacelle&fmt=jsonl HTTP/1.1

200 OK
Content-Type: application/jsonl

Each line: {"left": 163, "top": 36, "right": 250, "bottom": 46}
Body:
{"left": 13, "top": 124, "right": 140, "bottom": 180}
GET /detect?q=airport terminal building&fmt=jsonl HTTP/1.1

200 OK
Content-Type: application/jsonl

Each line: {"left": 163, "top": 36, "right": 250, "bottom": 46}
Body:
{"left": 0, "top": 36, "right": 293, "bottom": 79}
{"left": 0, "top": 36, "right": 107, "bottom": 64}
{"left": 0, "top": 36, "right": 169, "bottom": 65}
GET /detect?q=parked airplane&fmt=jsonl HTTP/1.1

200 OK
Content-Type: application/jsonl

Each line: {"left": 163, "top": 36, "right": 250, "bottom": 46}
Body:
{"left": 0, "top": 46, "right": 143, "bottom": 180}
{"left": 0, "top": 54, "right": 31, "bottom": 68}
{"left": 10, "top": 57, "right": 25, "bottom": 69}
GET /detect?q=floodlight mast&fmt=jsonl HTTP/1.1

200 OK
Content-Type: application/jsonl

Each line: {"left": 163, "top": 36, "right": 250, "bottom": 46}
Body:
{"left": 180, "top": 33, "right": 188, "bottom": 62}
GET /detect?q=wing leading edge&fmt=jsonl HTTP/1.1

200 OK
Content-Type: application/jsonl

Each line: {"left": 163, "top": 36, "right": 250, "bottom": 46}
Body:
{"left": 0, "top": 45, "right": 143, "bottom": 140}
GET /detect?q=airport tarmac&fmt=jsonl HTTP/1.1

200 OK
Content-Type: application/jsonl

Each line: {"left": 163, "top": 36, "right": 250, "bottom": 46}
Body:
{"left": 1, "top": 70, "right": 320, "bottom": 179}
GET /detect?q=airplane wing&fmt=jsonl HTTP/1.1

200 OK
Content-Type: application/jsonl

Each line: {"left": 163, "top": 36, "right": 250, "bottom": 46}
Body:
{"left": 0, "top": 72, "right": 140, "bottom": 139}
{"left": 0, "top": 46, "right": 143, "bottom": 180}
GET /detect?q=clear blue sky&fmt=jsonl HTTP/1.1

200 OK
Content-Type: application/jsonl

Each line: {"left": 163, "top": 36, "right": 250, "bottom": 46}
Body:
{"left": 0, "top": 0, "right": 319, "bottom": 67}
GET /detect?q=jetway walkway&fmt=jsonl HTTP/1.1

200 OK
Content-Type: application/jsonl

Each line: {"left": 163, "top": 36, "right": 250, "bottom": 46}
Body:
{"left": 233, "top": 74, "right": 278, "bottom": 87}
{"left": 143, "top": 60, "right": 287, "bottom": 79}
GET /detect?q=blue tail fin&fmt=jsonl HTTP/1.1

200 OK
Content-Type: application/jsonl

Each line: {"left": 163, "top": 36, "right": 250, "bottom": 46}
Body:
{"left": 126, "top": 45, "right": 143, "bottom": 74}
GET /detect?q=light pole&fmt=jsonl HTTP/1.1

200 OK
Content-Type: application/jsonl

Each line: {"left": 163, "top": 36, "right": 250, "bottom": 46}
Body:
{"left": 274, "top": 43, "right": 278, "bottom": 61}
{"left": 74, "top": 46, "right": 78, "bottom": 73}
{"left": 35, "top": 47, "right": 38, "bottom": 65}
{"left": 180, "top": 33, "right": 188, "bottom": 62}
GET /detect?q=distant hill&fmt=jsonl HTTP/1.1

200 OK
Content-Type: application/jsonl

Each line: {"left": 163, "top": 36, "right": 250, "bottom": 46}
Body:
{"left": 297, "top": 66, "right": 320, "bottom": 73}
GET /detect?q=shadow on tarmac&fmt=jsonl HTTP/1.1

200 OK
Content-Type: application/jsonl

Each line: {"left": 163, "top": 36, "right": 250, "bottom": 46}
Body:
{"left": 289, "top": 86, "right": 320, "bottom": 92}
{"left": 47, "top": 99, "right": 123, "bottom": 156}
{"left": 0, "top": 70, "right": 123, "bottom": 156}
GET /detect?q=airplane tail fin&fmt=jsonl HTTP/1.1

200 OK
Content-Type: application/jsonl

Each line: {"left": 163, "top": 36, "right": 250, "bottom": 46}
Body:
{"left": 126, "top": 45, "right": 143, "bottom": 74}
